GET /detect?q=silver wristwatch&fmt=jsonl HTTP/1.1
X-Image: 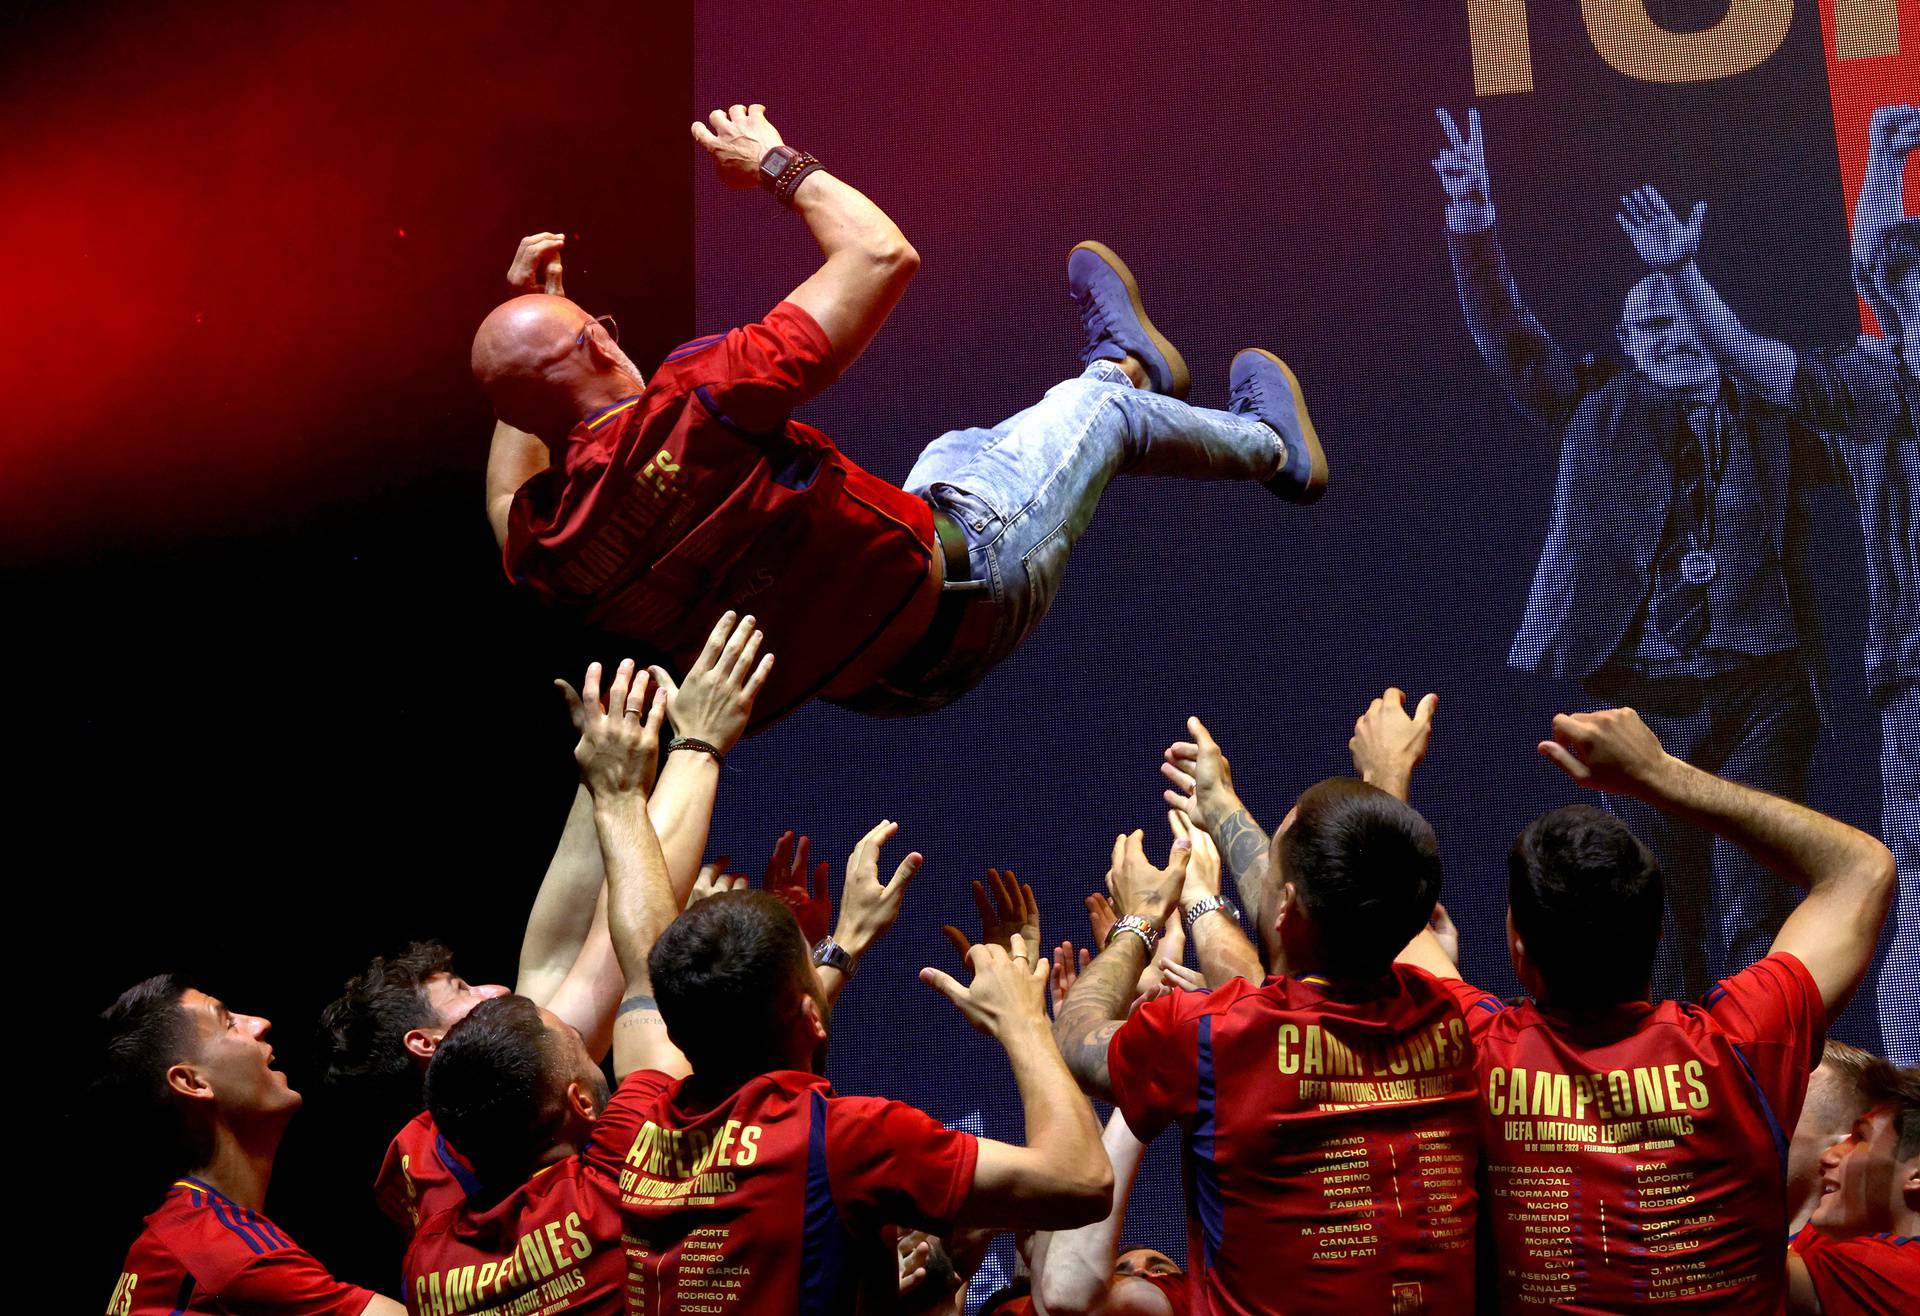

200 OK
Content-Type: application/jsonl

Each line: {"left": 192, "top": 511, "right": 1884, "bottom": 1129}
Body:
{"left": 1183, "top": 896, "right": 1242, "bottom": 933}
{"left": 1105, "top": 914, "right": 1161, "bottom": 956}
{"left": 811, "top": 937, "right": 857, "bottom": 978}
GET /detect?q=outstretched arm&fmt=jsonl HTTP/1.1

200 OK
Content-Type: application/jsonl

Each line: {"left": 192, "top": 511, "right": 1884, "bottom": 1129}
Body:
{"left": 1168, "top": 814, "right": 1262, "bottom": 986}
{"left": 816, "top": 821, "right": 925, "bottom": 1006}
{"left": 1162, "top": 716, "right": 1274, "bottom": 967}
{"left": 692, "top": 103, "right": 917, "bottom": 373}
{"left": 1054, "top": 832, "right": 1189, "bottom": 1102}
{"left": 1616, "top": 186, "right": 1798, "bottom": 406}
{"left": 1031, "top": 1110, "right": 1175, "bottom": 1316}
{"left": 1540, "top": 708, "right": 1895, "bottom": 1015}
{"left": 483, "top": 233, "right": 566, "bottom": 546}
{"left": 1853, "top": 105, "right": 1919, "bottom": 330}
{"left": 1434, "top": 106, "right": 1585, "bottom": 429}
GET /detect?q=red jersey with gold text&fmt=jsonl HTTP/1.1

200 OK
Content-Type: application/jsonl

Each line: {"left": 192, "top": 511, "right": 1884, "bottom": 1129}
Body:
{"left": 1443, "top": 952, "right": 1825, "bottom": 1313}
{"left": 1107, "top": 967, "right": 1481, "bottom": 1316}
{"left": 504, "top": 302, "right": 935, "bottom": 728}
{"left": 375, "top": 1109, "right": 480, "bottom": 1236}
{"left": 593, "top": 1066, "right": 978, "bottom": 1314}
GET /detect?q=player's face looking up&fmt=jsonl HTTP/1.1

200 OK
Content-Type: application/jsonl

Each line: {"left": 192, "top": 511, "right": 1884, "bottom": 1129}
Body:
{"left": 1618, "top": 276, "right": 1718, "bottom": 395}
{"left": 176, "top": 988, "right": 300, "bottom": 1118}
{"left": 420, "top": 972, "right": 510, "bottom": 1033}
{"left": 1811, "top": 1105, "right": 1903, "bottom": 1235}
{"left": 1114, "top": 1247, "right": 1180, "bottom": 1278}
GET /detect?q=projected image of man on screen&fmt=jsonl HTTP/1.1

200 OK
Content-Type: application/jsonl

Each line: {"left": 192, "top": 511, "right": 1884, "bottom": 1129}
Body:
{"left": 1434, "top": 105, "right": 1829, "bottom": 1004}
{"left": 471, "top": 102, "right": 1328, "bottom": 731}
{"left": 1610, "top": 102, "right": 1920, "bottom": 1067}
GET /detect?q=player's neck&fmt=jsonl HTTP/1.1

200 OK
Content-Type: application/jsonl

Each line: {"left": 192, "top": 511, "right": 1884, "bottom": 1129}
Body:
{"left": 188, "top": 1118, "right": 285, "bottom": 1211}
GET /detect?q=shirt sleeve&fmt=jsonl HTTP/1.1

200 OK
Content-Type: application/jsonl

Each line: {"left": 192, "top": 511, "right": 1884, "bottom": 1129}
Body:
{"left": 1786, "top": 345, "right": 1867, "bottom": 434}
{"left": 824, "top": 1095, "right": 980, "bottom": 1234}
{"left": 208, "top": 1247, "right": 378, "bottom": 1316}
{"left": 1795, "top": 1231, "right": 1920, "bottom": 1316}
{"left": 1437, "top": 977, "right": 1507, "bottom": 1046}
{"left": 582, "top": 1069, "right": 677, "bottom": 1176}
{"left": 1107, "top": 990, "right": 1202, "bottom": 1141}
{"left": 1704, "top": 952, "right": 1827, "bottom": 1124}
{"left": 682, "top": 301, "right": 840, "bottom": 436}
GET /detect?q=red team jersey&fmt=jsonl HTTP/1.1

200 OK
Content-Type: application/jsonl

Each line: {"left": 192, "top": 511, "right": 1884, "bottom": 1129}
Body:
{"left": 403, "top": 1159, "right": 626, "bottom": 1316}
{"left": 107, "top": 1178, "right": 375, "bottom": 1316}
{"left": 589, "top": 1065, "right": 980, "bottom": 1314}
{"left": 1789, "top": 1225, "right": 1920, "bottom": 1315}
{"left": 376, "top": 1109, "right": 481, "bottom": 1235}
{"left": 1107, "top": 967, "right": 1481, "bottom": 1316}
{"left": 504, "top": 302, "right": 937, "bottom": 728}
{"left": 1443, "top": 952, "right": 1826, "bottom": 1313}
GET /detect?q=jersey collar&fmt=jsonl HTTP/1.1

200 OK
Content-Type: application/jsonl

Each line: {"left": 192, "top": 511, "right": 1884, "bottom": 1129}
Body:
{"left": 581, "top": 394, "right": 644, "bottom": 432}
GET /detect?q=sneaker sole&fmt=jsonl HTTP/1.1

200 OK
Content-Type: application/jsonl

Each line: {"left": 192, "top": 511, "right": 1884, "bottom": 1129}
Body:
{"left": 1239, "top": 348, "right": 1329, "bottom": 504}
{"left": 1070, "top": 239, "right": 1191, "bottom": 400}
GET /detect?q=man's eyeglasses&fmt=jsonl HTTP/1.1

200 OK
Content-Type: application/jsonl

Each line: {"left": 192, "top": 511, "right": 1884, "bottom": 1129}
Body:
{"left": 576, "top": 314, "right": 619, "bottom": 347}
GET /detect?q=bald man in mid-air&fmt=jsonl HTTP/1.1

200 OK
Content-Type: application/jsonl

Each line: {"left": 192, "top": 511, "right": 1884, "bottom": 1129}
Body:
{"left": 475, "top": 102, "right": 1329, "bottom": 730}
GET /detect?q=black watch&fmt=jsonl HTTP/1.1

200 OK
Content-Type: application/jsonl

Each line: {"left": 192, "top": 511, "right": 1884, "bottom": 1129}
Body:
{"left": 758, "top": 145, "right": 822, "bottom": 206}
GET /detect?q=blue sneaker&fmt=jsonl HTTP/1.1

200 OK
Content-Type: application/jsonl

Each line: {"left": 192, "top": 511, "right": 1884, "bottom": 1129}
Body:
{"left": 1067, "top": 241, "right": 1191, "bottom": 399}
{"left": 1229, "top": 348, "right": 1328, "bottom": 504}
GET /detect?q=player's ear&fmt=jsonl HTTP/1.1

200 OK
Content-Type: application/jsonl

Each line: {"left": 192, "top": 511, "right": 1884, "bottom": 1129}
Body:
{"left": 798, "top": 992, "right": 827, "bottom": 1045}
{"left": 167, "top": 1062, "right": 214, "bottom": 1104}
{"left": 564, "top": 1079, "right": 599, "bottom": 1122}
{"left": 403, "top": 1027, "right": 441, "bottom": 1063}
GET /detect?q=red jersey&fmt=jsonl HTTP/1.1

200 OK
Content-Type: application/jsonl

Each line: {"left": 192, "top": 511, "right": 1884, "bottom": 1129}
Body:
{"left": 1107, "top": 968, "right": 1481, "bottom": 1316}
{"left": 1789, "top": 1226, "right": 1920, "bottom": 1315}
{"left": 107, "top": 1178, "right": 375, "bottom": 1315}
{"left": 504, "top": 302, "right": 936, "bottom": 728}
{"left": 403, "top": 1159, "right": 625, "bottom": 1316}
{"left": 375, "top": 1110, "right": 480, "bottom": 1235}
{"left": 1444, "top": 952, "right": 1826, "bottom": 1313}
{"left": 592, "top": 1066, "right": 978, "bottom": 1313}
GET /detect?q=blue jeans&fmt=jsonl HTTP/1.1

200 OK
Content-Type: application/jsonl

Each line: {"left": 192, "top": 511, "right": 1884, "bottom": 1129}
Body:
{"left": 1877, "top": 683, "right": 1920, "bottom": 1065}
{"left": 849, "top": 362, "right": 1282, "bottom": 714}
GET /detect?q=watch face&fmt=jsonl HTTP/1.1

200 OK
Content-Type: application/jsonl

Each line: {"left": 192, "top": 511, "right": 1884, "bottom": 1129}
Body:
{"left": 761, "top": 146, "right": 794, "bottom": 177}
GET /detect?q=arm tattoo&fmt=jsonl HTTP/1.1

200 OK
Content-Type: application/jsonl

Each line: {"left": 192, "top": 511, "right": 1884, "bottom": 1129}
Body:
{"left": 1213, "top": 806, "right": 1273, "bottom": 915}
{"left": 1053, "top": 940, "right": 1149, "bottom": 1100}
{"left": 617, "top": 994, "right": 659, "bottom": 1016}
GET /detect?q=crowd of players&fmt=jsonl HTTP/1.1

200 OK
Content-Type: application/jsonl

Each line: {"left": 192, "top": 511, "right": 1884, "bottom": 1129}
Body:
{"left": 99, "top": 607, "right": 1916, "bottom": 1314}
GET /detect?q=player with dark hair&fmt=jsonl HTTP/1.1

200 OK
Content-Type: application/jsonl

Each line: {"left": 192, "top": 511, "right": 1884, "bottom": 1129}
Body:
{"left": 1053, "top": 779, "right": 1479, "bottom": 1314}
{"left": 475, "top": 101, "right": 1328, "bottom": 729}
{"left": 1787, "top": 1059, "right": 1920, "bottom": 1313}
{"left": 404, "top": 656, "right": 1109, "bottom": 1313}
{"left": 1612, "top": 103, "right": 1920, "bottom": 1064}
{"left": 319, "top": 612, "right": 767, "bottom": 1235}
{"left": 100, "top": 975, "right": 405, "bottom": 1315}
{"left": 1370, "top": 692, "right": 1895, "bottom": 1314}
{"left": 1435, "top": 107, "right": 1833, "bottom": 1006}
{"left": 1790, "top": 1042, "right": 1887, "bottom": 1234}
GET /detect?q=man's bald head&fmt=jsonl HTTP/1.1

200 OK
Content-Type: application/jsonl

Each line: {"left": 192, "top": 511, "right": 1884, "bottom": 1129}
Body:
{"left": 471, "top": 294, "right": 640, "bottom": 440}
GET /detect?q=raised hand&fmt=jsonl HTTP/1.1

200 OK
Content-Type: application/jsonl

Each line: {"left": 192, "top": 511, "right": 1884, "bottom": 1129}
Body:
{"left": 687, "top": 859, "right": 748, "bottom": 907}
{"left": 1104, "top": 827, "right": 1190, "bottom": 930}
{"left": 1168, "top": 810, "right": 1222, "bottom": 906}
{"left": 1049, "top": 940, "right": 1091, "bottom": 1015}
{"left": 1433, "top": 107, "right": 1494, "bottom": 232}
{"left": 1161, "top": 715, "right": 1242, "bottom": 833}
{"left": 920, "top": 935, "right": 1049, "bottom": 1037}
{"left": 1538, "top": 706, "right": 1676, "bottom": 798}
{"left": 1349, "top": 688, "right": 1439, "bottom": 800}
{"left": 1869, "top": 103, "right": 1920, "bottom": 156}
{"left": 689, "top": 103, "right": 787, "bottom": 190}
{"left": 1084, "top": 891, "right": 1119, "bottom": 949}
{"left": 649, "top": 611, "right": 774, "bottom": 756}
{"left": 557, "top": 659, "right": 664, "bottom": 797}
{"left": 507, "top": 232, "right": 566, "bottom": 295}
{"left": 944, "top": 868, "right": 1040, "bottom": 961}
{"left": 1617, "top": 185, "right": 1705, "bottom": 272}
{"left": 763, "top": 830, "right": 831, "bottom": 943}
{"left": 1428, "top": 901, "right": 1461, "bottom": 967}
{"left": 834, "top": 820, "right": 924, "bottom": 957}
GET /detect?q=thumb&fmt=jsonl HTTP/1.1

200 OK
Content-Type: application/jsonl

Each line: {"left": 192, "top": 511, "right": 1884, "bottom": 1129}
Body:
{"left": 918, "top": 966, "right": 968, "bottom": 1009}
{"left": 1188, "top": 715, "right": 1217, "bottom": 751}
{"left": 1415, "top": 691, "right": 1440, "bottom": 727}
{"left": 1537, "top": 739, "right": 1590, "bottom": 781}
{"left": 646, "top": 665, "right": 680, "bottom": 701}
{"left": 555, "top": 679, "right": 584, "bottom": 723}
{"left": 889, "top": 852, "right": 925, "bottom": 892}
{"left": 1165, "top": 841, "right": 1193, "bottom": 877}
{"left": 1688, "top": 201, "right": 1707, "bottom": 235}
{"left": 543, "top": 253, "right": 564, "bottom": 295}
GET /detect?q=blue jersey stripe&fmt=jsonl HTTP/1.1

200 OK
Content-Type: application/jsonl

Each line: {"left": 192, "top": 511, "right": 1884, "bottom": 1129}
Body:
{"left": 1190, "top": 1015, "right": 1225, "bottom": 1266}
{"left": 245, "top": 1206, "right": 290, "bottom": 1249}
{"left": 436, "top": 1133, "right": 485, "bottom": 1197}
{"left": 801, "top": 1089, "right": 849, "bottom": 1316}
{"left": 1728, "top": 1042, "right": 1789, "bottom": 1180}
{"left": 184, "top": 1177, "right": 283, "bottom": 1255}
{"left": 206, "top": 1195, "right": 271, "bottom": 1254}
{"left": 664, "top": 334, "right": 723, "bottom": 363}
